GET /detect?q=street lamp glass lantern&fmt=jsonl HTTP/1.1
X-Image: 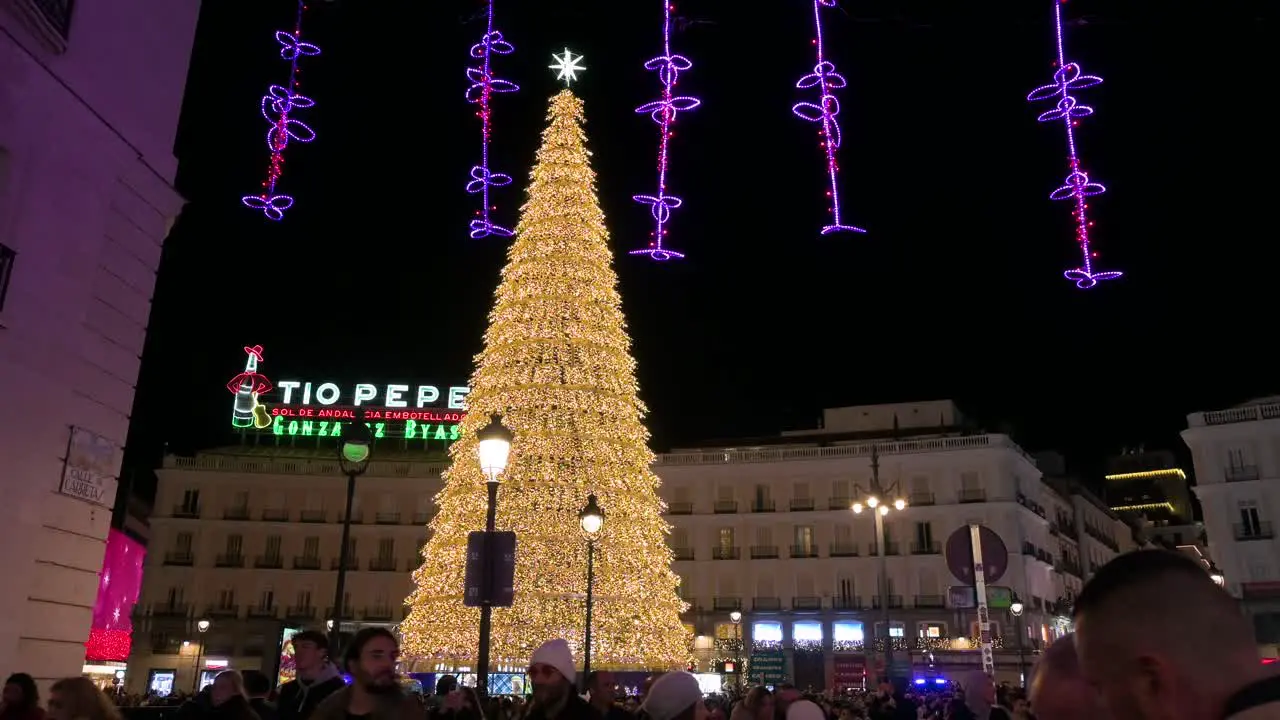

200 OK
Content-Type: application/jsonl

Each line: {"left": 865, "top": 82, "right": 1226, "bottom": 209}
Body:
{"left": 893, "top": 498, "right": 906, "bottom": 511}
{"left": 1010, "top": 598, "right": 1024, "bottom": 617}
{"left": 339, "top": 422, "right": 373, "bottom": 466}
{"left": 866, "top": 496, "right": 879, "bottom": 508}
{"left": 729, "top": 611, "right": 742, "bottom": 624}
{"left": 579, "top": 494, "right": 604, "bottom": 536}
{"left": 1210, "top": 567, "right": 1225, "bottom": 586}
{"left": 851, "top": 502, "right": 863, "bottom": 514}
{"left": 878, "top": 505, "right": 889, "bottom": 516}
{"left": 196, "top": 619, "right": 211, "bottom": 633}
{"left": 476, "top": 414, "right": 514, "bottom": 483}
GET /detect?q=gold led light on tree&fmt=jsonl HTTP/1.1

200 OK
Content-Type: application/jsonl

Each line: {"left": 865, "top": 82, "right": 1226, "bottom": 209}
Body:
{"left": 401, "top": 87, "right": 690, "bottom": 670}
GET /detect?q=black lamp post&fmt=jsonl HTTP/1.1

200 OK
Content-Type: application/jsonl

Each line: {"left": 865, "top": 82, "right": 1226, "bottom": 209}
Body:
{"left": 578, "top": 494, "right": 604, "bottom": 684}
{"left": 191, "top": 618, "right": 210, "bottom": 692}
{"left": 332, "top": 421, "right": 372, "bottom": 652}
{"left": 1010, "top": 593, "right": 1026, "bottom": 686}
{"left": 475, "top": 414, "right": 514, "bottom": 696}
{"left": 850, "top": 447, "right": 907, "bottom": 681}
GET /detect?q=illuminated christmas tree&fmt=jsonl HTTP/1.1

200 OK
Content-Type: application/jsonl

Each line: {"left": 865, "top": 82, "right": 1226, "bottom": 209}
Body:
{"left": 401, "top": 88, "right": 690, "bottom": 670}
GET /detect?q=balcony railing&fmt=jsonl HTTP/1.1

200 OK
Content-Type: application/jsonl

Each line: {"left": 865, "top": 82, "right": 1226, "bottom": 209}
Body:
{"left": 751, "top": 500, "right": 776, "bottom": 513}
{"left": 712, "top": 547, "right": 740, "bottom": 560}
{"left": 340, "top": 513, "right": 364, "bottom": 524}
{"left": 790, "top": 545, "right": 819, "bottom": 559}
{"left": 914, "top": 594, "right": 946, "bottom": 608}
{"left": 285, "top": 606, "right": 316, "bottom": 619}
{"left": 831, "top": 597, "right": 862, "bottom": 610}
{"left": 363, "top": 607, "right": 395, "bottom": 621}
{"left": 293, "top": 556, "right": 321, "bottom": 570}
{"left": 300, "top": 510, "right": 327, "bottom": 523}
{"left": 909, "top": 492, "right": 936, "bottom": 506}
{"left": 750, "top": 545, "right": 779, "bottom": 559}
{"left": 172, "top": 505, "right": 200, "bottom": 519}
{"left": 829, "top": 497, "right": 851, "bottom": 510}
{"left": 1234, "top": 521, "right": 1275, "bottom": 541}
{"left": 793, "top": 596, "right": 822, "bottom": 611}
{"left": 1226, "top": 465, "right": 1261, "bottom": 483}
{"left": 653, "top": 433, "right": 1036, "bottom": 467}
{"left": 207, "top": 605, "right": 239, "bottom": 618}
{"left": 789, "top": 498, "right": 815, "bottom": 511}
{"left": 713, "top": 597, "right": 743, "bottom": 611}
{"left": 262, "top": 509, "right": 289, "bottom": 522}
{"left": 223, "top": 508, "right": 250, "bottom": 521}
{"left": 714, "top": 501, "right": 738, "bottom": 514}
{"left": 959, "top": 488, "right": 987, "bottom": 503}
{"left": 413, "top": 511, "right": 431, "bottom": 524}
{"left": 163, "top": 552, "right": 194, "bottom": 566}
{"left": 326, "top": 607, "right": 355, "bottom": 620}
{"left": 668, "top": 502, "right": 694, "bottom": 515}
{"left": 215, "top": 554, "right": 245, "bottom": 568}
{"left": 152, "top": 603, "right": 189, "bottom": 617}
{"left": 829, "top": 542, "right": 859, "bottom": 557}
{"left": 368, "top": 558, "right": 398, "bottom": 572}
{"left": 911, "top": 541, "right": 941, "bottom": 555}
{"left": 331, "top": 557, "right": 359, "bottom": 570}
{"left": 254, "top": 555, "right": 283, "bottom": 569}
{"left": 247, "top": 605, "right": 277, "bottom": 618}
{"left": 673, "top": 547, "right": 695, "bottom": 561}
{"left": 872, "top": 595, "right": 904, "bottom": 609}
{"left": 870, "top": 542, "right": 901, "bottom": 556}
{"left": 375, "top": 512, "right": 401, "bottom": 524}
{"left": 753, "top": 597, "right": 781, "bottom": 611}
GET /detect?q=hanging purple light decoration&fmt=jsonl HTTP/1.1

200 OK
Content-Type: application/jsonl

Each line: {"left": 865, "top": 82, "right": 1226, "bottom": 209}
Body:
{"left": 793, "top": 0, "right": 864, "bottom": 236}
{"left": 465, "top": 0, "right": 519, "bottom": 239}
{"left": 1027, "top": 0, "right": 1121, "bottom": 289}
{"left": 241, "top": 1, "right": 320, "bottom": 221}
{"left": 630, "top": 1, "right": 700, "bottom": 261}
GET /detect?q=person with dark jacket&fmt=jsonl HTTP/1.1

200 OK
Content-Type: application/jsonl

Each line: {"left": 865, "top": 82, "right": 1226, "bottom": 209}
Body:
{"left": 241, "top": 672, "right": 279, "bottom": 720}
{"left": 278, "top": 631, "right": 346, "bottom": 720}
{"left": 524, "top": 639, "right": 600, "bottom": 720}
{"left": 310, "top": 628, "right": 418, "bottom": 720}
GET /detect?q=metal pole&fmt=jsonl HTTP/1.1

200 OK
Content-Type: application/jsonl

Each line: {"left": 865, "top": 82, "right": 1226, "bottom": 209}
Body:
{"left": 191, "top": 640, "right": 204, "bottom": 693}
{"left": 331, "top": 471, "right": 357, "bottom": 653}
{"left": 1016, "top": 614, "right": 1026, "bottom": 686}
{"left": 584, "top": 539, "right": 596, "bottom": 683}
{"left": 477, "top": 480, "right": 500, "bottom": 697}
{"left": 875, "top": 509, "right": 893, "bottom": 679}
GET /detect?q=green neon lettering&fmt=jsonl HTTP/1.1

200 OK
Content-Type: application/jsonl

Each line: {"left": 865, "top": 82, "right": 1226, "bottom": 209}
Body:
{"left": 318, "top": 421, "right": 330, "bottom": 436}
{"left": 287, "top": 420, "right": 299, "bottom": 436}
{"left": 300, "top": 421, "right": 313, "bottom": 436}
{"left": 434, "top": 424, "right": 447, "bottom": 440}
{"left": 272, "top": 417, "right": 284, "bottom": 435}
{"left": 404, "top": 419, "right": 418, "bottom": 438}
{"left": 375, "top": 422, "right": 386, "bottom": 438}
{"left": 449, "top": 424, "right": 460, "bottom": 440}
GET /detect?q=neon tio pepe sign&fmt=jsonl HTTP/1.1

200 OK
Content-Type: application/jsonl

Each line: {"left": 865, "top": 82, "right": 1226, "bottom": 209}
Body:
{"left": 227, "top": 345, "right": 468, "bottom": 444}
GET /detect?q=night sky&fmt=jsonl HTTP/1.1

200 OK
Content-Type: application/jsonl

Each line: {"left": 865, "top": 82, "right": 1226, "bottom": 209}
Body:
{"left": 123, "top": 0, "right": 1274, "bottom": 497}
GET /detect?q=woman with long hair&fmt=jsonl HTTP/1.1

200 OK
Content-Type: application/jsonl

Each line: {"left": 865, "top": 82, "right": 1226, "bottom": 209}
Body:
{"left": 1, "top": 673, "right": 45, "bottom": 720}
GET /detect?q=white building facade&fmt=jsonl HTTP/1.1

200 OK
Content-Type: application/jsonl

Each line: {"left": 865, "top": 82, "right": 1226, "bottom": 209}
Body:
{"left": 659, "top": 401, "right": 1134, "bottom": 689}
{"left": 0, "top": 0, "right": 197, "bottom": 683}
{"left": 1182, "top": 398, "right": 1280, "bottom": 658}
{"left": 129, "top": 402, "right": 1139, "bottom": 691}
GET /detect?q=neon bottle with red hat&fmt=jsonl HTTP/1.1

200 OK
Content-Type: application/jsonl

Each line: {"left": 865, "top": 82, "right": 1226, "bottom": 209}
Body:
{"left": 227, "top": 345, "right": 273, "bottom": 428}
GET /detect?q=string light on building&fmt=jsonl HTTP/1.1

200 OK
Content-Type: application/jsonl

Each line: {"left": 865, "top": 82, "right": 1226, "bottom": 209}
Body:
{"left": 630, "top": 1, "right": 700, "bottom": 261}
{"left": 1026, "top": 0, "right": 1121, "bottom": 289}
{"left": 793, "top": 0, "right": 865, "bottom": 235}
{"left": 241, "top": 1, "right": 320, "bottom": 221}
{"left": 465, "top": 0, "right": 519, "bottom": 239}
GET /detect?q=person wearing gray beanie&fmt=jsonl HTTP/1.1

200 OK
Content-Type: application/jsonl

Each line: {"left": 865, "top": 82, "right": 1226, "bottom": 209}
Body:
{"left": 525, "top": 639, "right": 600, "bottom": 720}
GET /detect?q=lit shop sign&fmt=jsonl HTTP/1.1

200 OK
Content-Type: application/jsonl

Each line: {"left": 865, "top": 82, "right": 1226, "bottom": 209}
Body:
{"left": 226, "top": 345, "right": 468, "bottom": 443}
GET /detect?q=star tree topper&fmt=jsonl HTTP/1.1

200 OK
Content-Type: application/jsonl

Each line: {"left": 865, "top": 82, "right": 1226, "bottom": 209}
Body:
{"left": 549, "top": 48, "right": 586, "bottom": 86}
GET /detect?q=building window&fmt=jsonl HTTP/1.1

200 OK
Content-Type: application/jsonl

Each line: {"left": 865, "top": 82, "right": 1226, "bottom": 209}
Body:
{"left": 0, "top": 244, "right": 14, "bottom": 313}
{"left": 918, "top": 622, "right": 946, "bottom": 638}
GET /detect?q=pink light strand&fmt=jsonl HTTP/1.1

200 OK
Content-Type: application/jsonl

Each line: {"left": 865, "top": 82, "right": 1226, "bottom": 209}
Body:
{"left": 465, "top": 0, "right": 518, "bottom": 239}
{"left": 631, "top": 1, "right": 700, "bottom": 261}
{"left": 1027, "top": 0, "right": 1121, "bottom": 289}
{"left": 793, "top": 0, "right": 864, "bottom": 235}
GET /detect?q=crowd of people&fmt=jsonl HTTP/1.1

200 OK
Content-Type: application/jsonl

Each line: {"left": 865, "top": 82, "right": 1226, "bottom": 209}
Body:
{"left": 2, "top": 549, "right": 1277, "bottom": 720}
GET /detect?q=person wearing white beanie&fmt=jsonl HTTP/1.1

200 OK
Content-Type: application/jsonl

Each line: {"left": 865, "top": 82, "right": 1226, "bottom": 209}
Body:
{"left": 526, "top": 639, "right": 597, "bottom": 720}
{"left": 639, "top": 672, "right": 706, "bottom": 720}
{"left": 784, "top": 701, "right": 824, "bottom": 720}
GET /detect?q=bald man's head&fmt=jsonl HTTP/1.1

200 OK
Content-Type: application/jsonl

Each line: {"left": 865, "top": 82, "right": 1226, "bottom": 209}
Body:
{"left": 1073, "top": 550, "right": 1264, "bottom": 720}
{"left": 1029, "top": 635, "right": 1103, "bottom": 720}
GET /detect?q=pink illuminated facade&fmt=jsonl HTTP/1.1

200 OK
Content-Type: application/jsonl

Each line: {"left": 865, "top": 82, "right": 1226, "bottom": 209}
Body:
{"left": 0, "top": 1, "right": 198, "bottom": 684}
{"left": 86, "top": 531, "right": 146, "bottom": 663}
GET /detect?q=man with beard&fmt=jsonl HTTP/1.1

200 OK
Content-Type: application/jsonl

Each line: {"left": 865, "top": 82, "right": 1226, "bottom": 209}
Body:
{"left": 1074, "top": 549, "right": 1280, "bottom": 720}
{"left": 312, "top": 628, "right": 418, "bottom": 720}
{"left": 525, "top": 639, "right": 600, "bottom": 720}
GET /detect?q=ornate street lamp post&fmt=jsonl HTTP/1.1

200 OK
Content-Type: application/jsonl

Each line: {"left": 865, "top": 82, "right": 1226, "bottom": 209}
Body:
{"left": 332, "top": 422, "right": 373, "bottom": 652}
{"left": 579, "top": 494, "right": 605, "bottom": 684}
{"left": 475, "top": 414, "right": 513, "bottom": 696}
{"left": 850, "top": 447, "right": 907, "bottom": 681}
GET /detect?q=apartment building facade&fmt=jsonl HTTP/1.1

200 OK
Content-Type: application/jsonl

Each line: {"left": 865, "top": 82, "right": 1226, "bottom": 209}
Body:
{"left": 1182, "top": 398, "right": 1280, "bottom": 657}
{"left": 128, "top": 402, "right": 1141, "bottom": 691}
{"left": 0, "top": 0, "right": 197, "bottom": 682}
